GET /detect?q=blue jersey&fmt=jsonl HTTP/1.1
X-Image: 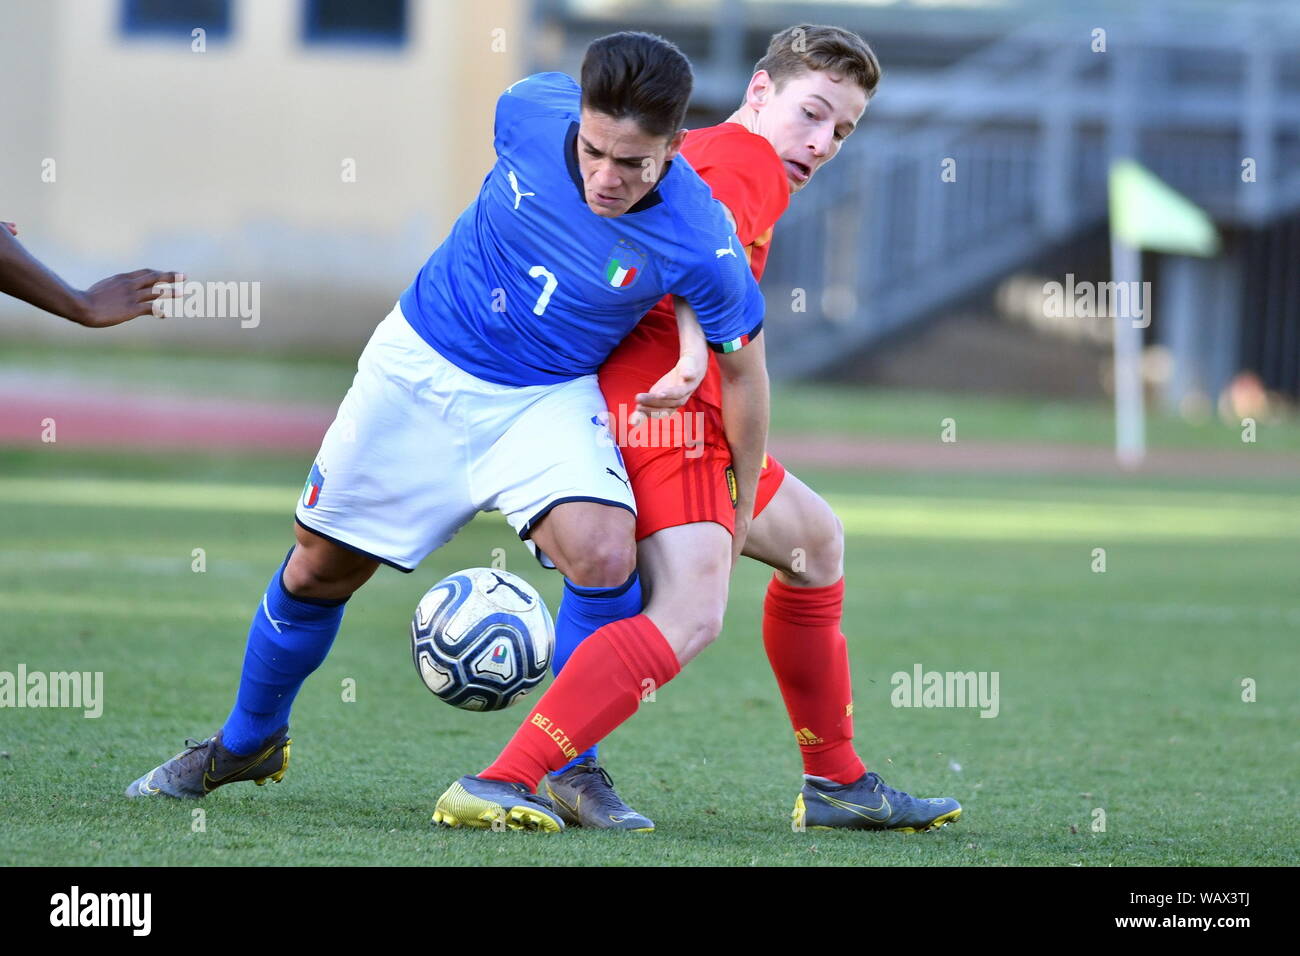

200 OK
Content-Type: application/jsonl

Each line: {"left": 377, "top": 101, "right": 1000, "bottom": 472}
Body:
{"left": 399, "top": 73, "right": 764, "bottom": 386}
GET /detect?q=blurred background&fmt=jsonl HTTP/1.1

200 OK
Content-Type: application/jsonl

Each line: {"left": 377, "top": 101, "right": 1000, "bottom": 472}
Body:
{"left": 2, "top": 0, "right": 1298, "bottom": 425}
{"left": 2, "top": 1, "right": 1298, "bottom": 867}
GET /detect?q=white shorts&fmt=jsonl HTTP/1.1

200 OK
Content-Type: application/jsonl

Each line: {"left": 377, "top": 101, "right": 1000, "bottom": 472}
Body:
{"left": 294, "top": 304, "right": 635, "bottom": 571}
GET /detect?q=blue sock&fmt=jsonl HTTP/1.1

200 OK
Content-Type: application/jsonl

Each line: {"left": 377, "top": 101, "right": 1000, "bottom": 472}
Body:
{"left": 549, "top": 570, "right": 643, "bottom": 774}
{"left": 221, "top": 552, "right": 347, "bottom": 756}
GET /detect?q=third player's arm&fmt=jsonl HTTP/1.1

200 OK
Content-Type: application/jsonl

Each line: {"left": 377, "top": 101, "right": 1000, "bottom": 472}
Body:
{"left": 0, "top": 224, "right": 181, "bottom": 327}
{"left": 0, "top": 224, "right": 94, "bottom": 322}
{"left": 716, "top": 331, "right": 769, "bottom": 566}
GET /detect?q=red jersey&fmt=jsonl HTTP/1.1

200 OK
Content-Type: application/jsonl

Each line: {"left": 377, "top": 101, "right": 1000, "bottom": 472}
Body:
{"left": 602, "top": 123, "right": 789, "bottom": 406}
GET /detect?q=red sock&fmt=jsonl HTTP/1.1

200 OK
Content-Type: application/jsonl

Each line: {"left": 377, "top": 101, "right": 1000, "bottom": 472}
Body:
{"left": 481, "top": 614, "right": 680, "bottom": 790}
{"left": 763, "top": 576, "right": 866, "bottom": 784}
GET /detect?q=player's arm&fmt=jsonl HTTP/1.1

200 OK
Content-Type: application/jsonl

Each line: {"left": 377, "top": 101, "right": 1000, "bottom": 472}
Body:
{"left": 629, "top": 295, "right": 708, "bottom": 427}
{"left": 715, "top": 332, "right": 769, "bottom": 565}
{"left": 0, "top": 221, "right": 181, "bottom": 328}
{"left": 674, "top": 194, "right": 768, "bottom": 563}
{"left": 644, "top": 180, "right": 768, "bottom": 561}
{"left": 628, "top": 201, "right": 740, "bottom": 426}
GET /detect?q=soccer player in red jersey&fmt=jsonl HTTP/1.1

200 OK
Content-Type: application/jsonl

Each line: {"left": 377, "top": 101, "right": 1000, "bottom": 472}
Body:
{"left": 436, "top": 25, "right": 961, "bottom": 833}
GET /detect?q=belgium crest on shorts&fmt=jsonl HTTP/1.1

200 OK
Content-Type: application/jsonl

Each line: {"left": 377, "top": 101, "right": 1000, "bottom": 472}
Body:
{"left": 604, "top": 239, "right": 647, "bottom": 289}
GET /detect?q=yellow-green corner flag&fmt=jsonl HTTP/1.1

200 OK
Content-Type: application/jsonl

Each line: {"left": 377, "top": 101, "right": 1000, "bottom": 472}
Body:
{"left": 1109, "top": 159, "right": 1220, "bottom": 257}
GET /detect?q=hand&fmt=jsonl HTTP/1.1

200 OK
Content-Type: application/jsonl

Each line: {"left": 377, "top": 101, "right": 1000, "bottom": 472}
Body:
{"left": 74, "top": 269, "right": 184, "bottom": 328}
{"left": 2, "top": 222, "right": 16, "bottom": 237}
{"left": 629, "top": 352, "right": 704, "bottom": 428}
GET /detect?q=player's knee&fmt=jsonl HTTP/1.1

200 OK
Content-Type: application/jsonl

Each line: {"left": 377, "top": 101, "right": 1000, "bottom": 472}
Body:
{"left": 677, "top": 604, "right": 726, "bottom": 661}
{"left": 697, "top": 605, "right": 727, "bottom": 648}
{"left": 645, "top": 576, "right": 725, "bottom": 662}
{"left": 824, "top": 512, "right": 846, "bottom": 575}
{"left": 562, "top": 538, "right": 637, "bottom": 589}
{"left": 790, "top": 509, "right": 845, "bottom": 587}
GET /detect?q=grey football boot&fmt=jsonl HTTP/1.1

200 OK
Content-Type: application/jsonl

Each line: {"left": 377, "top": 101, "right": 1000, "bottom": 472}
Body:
{"left": 125, "top": 727, "right": 290, "bottom": 798}
{"left": 793, "top": 771, "right": 961, "bottom": 832}
{"left": 542, "top": 757, "right": 655, "bottom": 831}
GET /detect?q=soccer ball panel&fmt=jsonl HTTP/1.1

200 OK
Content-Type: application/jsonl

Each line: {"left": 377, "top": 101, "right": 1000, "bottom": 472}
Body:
{"left": 469, "top": 628, "right": 521, "bottom": 683}
{"left": 415, "top": 648, "right": 454, "bottom": 694}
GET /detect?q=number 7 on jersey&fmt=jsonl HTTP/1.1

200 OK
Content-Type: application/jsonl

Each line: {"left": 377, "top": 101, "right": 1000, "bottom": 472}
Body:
{"left": 528, "top": 265, "right": 558, "bottom": 316}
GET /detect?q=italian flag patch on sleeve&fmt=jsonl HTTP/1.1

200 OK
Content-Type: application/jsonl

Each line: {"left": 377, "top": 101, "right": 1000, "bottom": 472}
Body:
{"left": 716, "top": 333, "right": 752, "bottom": 353}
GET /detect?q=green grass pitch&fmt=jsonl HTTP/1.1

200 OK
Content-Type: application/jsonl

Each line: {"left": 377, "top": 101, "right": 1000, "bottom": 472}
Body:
{"left": 0, "top": 447, "right": 1296, "bottom": 866}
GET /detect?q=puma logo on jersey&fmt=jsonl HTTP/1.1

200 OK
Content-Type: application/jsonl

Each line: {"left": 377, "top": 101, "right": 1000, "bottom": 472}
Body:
{"left": 606, "top": 467, "right": 630, "bottom": 490}
{"left": 507, "top": 170, "right": 535, "bottom": 210}
{"left": 715, "top": 235, "right": 738, "bottom": 258}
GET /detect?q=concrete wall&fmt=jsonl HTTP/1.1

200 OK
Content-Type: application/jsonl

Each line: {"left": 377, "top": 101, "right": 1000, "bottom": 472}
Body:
{"left": 0, "top": 0, "right": 525, "bottom": 352}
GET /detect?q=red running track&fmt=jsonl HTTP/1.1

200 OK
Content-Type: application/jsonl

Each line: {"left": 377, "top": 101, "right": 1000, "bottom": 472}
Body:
{"left": 2, "top": 382, "right": 1297, "bottom": 478}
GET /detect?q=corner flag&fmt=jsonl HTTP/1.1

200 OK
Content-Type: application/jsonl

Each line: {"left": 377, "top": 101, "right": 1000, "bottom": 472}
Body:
{"left": 1109, "top": 159, "right": 1220, "bottom": 257}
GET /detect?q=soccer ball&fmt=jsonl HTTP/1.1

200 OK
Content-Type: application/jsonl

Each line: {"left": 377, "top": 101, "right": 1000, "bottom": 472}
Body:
{"left": 410, "top": 568, "right": 555, "bottom": 711}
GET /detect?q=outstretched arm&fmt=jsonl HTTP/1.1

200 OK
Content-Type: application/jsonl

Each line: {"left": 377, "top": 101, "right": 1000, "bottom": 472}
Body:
{"left": 0, "top": 222, "right": 181, "bottom": 328}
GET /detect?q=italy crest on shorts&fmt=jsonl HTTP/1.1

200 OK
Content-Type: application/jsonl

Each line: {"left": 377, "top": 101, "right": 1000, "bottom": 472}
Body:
{"left": 302, "top": 462, "right": 325, "bottom": 509}
{"left": 604, "top": 239, "right": 647, "bottom": 289}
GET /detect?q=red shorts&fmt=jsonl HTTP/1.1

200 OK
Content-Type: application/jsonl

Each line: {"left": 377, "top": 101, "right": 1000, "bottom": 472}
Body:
{"left": 599, "top": 365, "right": 786, "bottom": 541}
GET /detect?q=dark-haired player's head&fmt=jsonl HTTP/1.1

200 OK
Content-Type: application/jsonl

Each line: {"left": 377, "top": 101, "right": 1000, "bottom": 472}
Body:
{"left": 577, "top": 32, "right": 692, "bottom": 217}
{"left": 743, "top": 24, "right": 881, "bottom": 193}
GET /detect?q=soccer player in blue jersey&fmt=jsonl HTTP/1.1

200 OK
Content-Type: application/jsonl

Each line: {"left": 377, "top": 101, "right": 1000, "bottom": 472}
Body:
{"left": 124, "top": 32, "right": 771, "bottom": 803}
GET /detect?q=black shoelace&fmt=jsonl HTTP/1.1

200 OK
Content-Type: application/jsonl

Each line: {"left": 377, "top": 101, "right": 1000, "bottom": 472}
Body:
{"left": 159, "top": 736, "right": 213, "bottom": 781}
{"left": 570, "top": 763, "right": 626, "bottom": 810}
